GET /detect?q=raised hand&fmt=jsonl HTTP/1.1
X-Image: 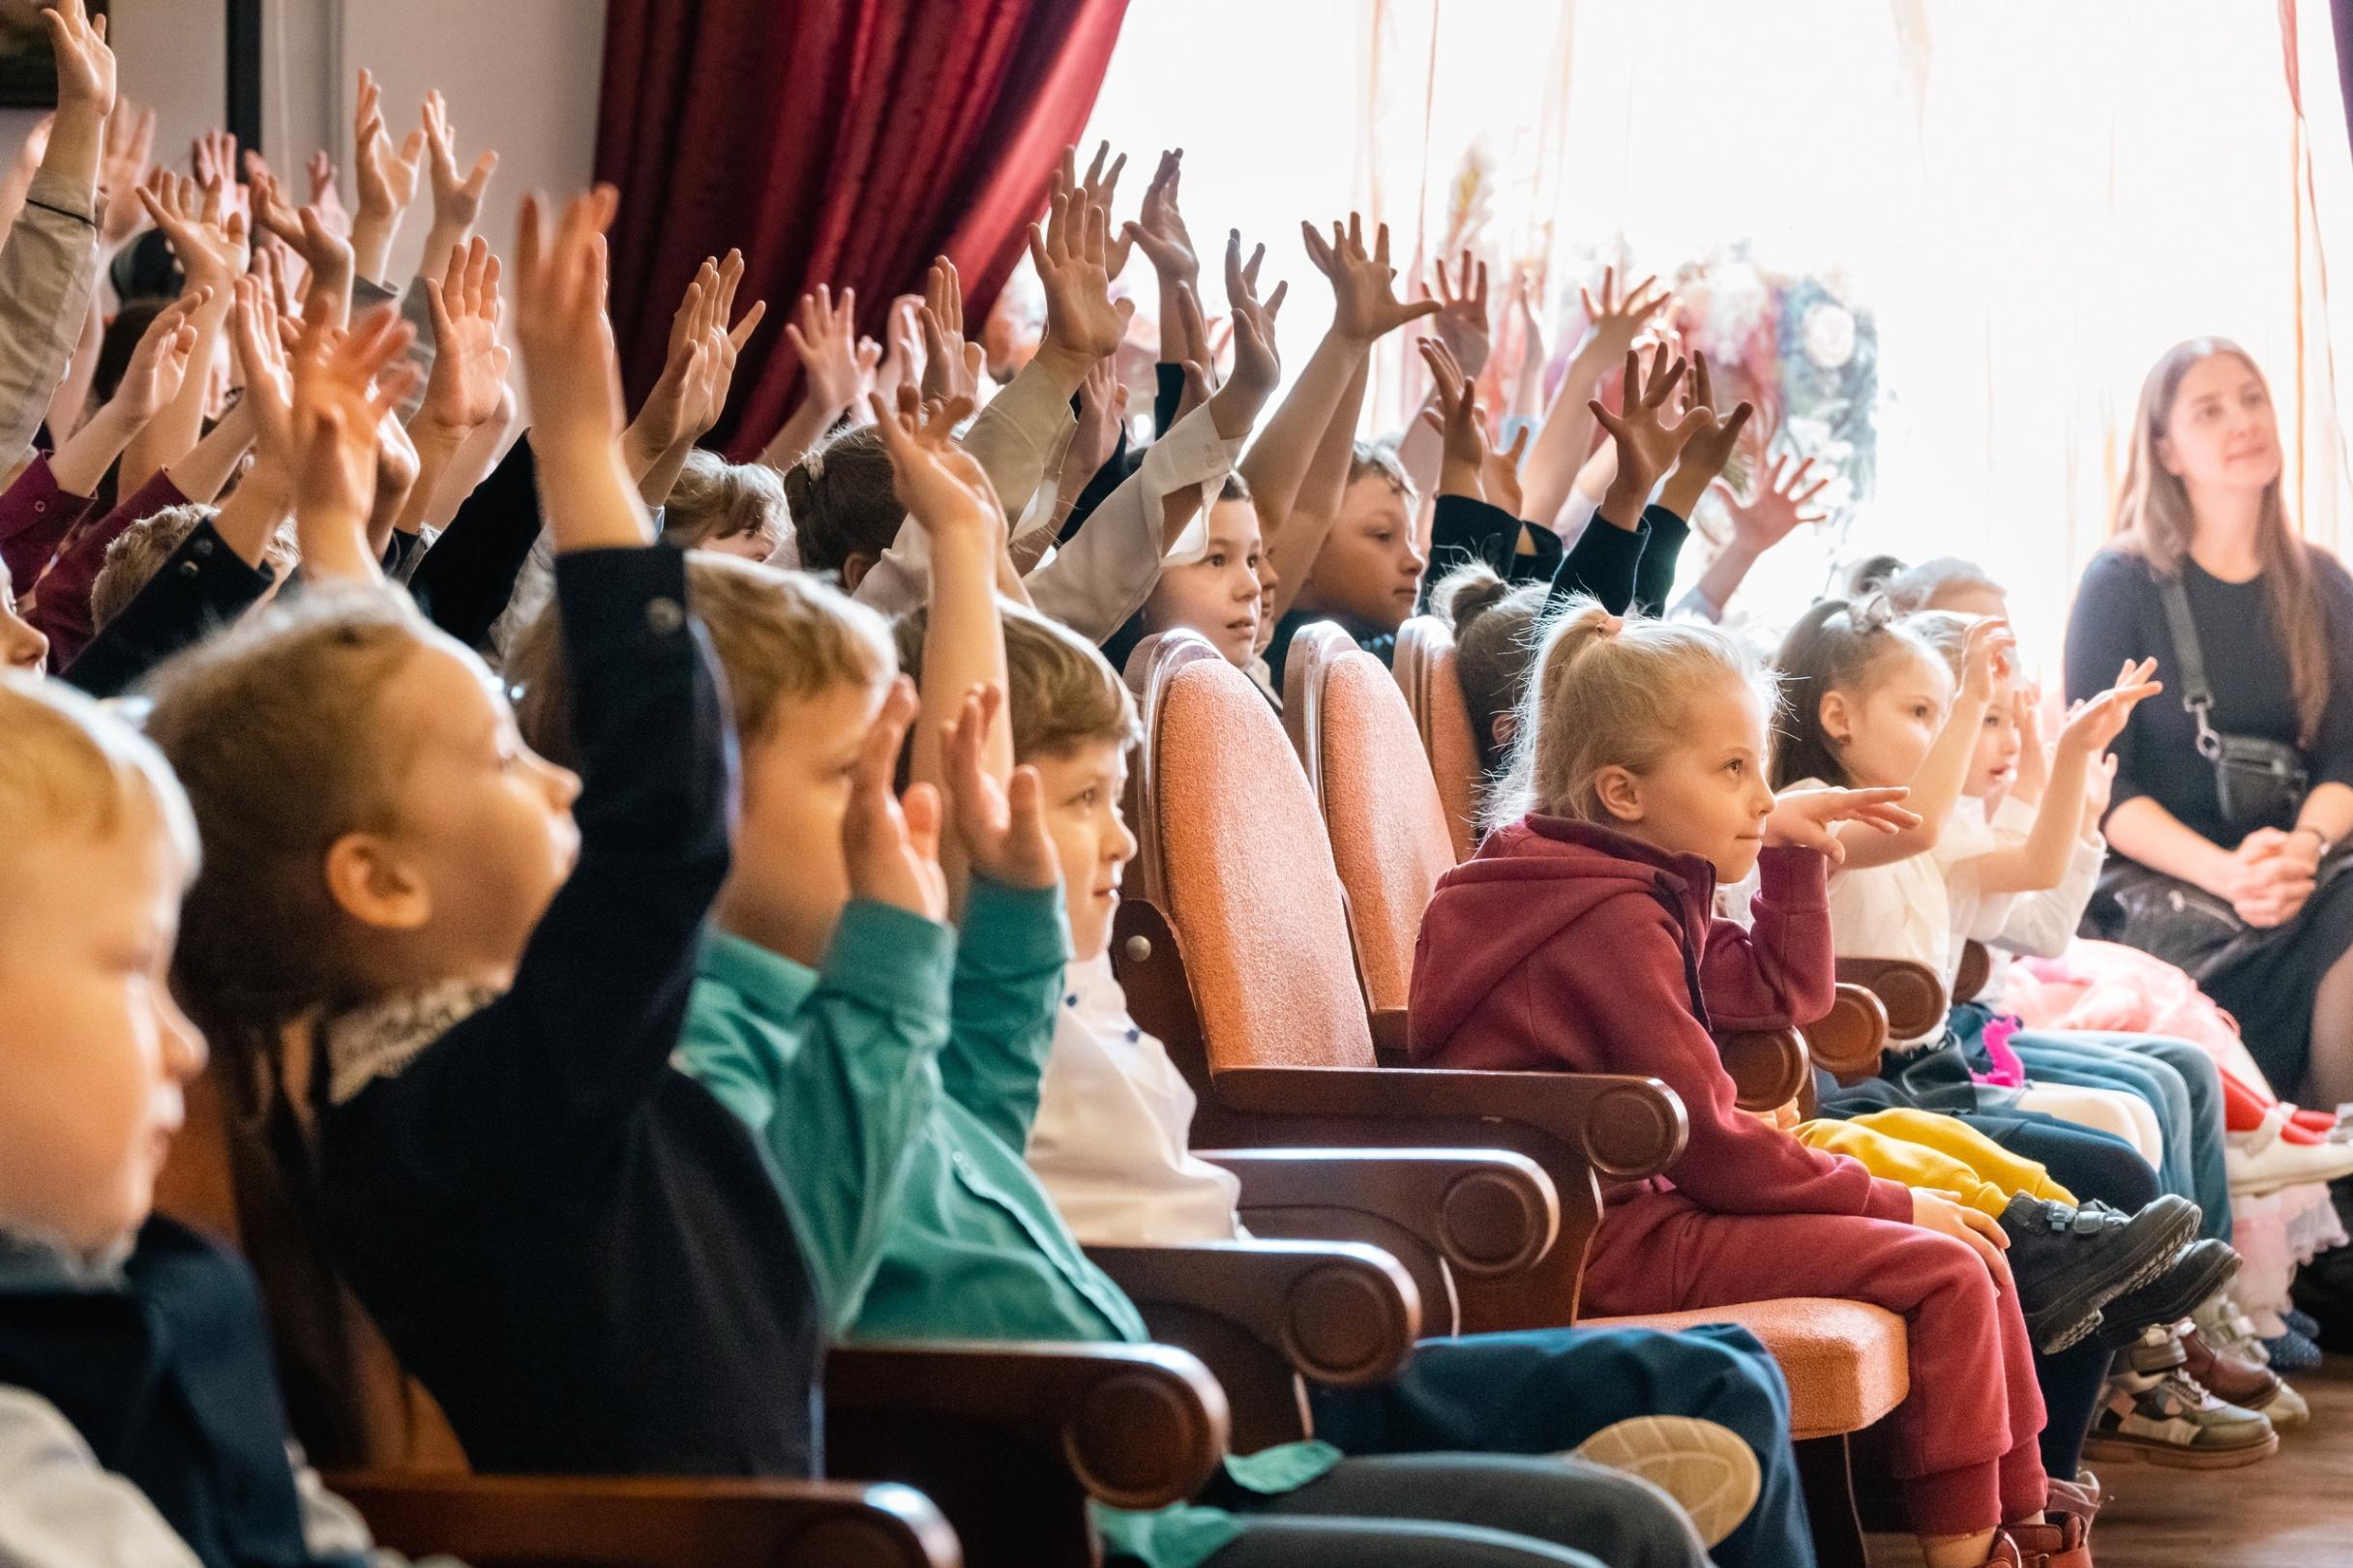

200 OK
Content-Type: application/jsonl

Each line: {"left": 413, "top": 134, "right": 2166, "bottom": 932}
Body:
{"left": 421, "top": 88, "right": 497, "bottom": 245}
{"left": 1122, "top": 148, "right": 1197, "bottom": 290}
{"left": 1065, "top": 141, "right": 1133, "bottom": 276}
{"left": 1427, "top": 249, "right": 1492, "bottom": 380}
{"left": 287, "top": 306, "right": 420, "bottom": 573}
{"left": 1417, "top": 336, "right": 1485, "bottom": 501}
{"left": 844, "top": 677, "right": 949, "bottom": 922}
{"left": 111, "top": 290, "right": 202, "bottom": 423}
{"left": 1575, "top": 264, "right": 1668, "bottom": 365}
{"left": 304, "top": 148, "right": 352, "bottom": 238}
{"left": 1657, "top": 353, "right": 1755, "bottom": 517}
{"left": 1069, "top": 354, "right": 1126, "bottom": 481}
{"left": 351, "top": 68, "right": 424, "bottom": 281}
{"left": 1958, "top": 617, "right": 2017, "bottom": 706}
{"left": 1483, "top": 426, "right": 1532, "bottom": 517}
{"left": 512, "top": 184, "right": 626, "bottom": 446}
{"left": 1302, "top": 212, "right": 1439, "bottom": 343}
{"left": 784, "top": 284, "right": 875, "bottom": 416}
{"left": 944, "top": 685, "right": 1058, "bottom": 892}
{"left": 416, "top": 235, "right": 509, "bottom": 442}
{"left": 1765, "top": 784, "right": 1921, "bottom": 864}
{"left": 1217, "top": 228, "right": 1285, "bottom": 412}
{"left": 1590, "top": 341, "right": 1700, "bottom": 504}
{"left": 43, "top": 0, "right": 114, "bottom": 122}
{"left": 918, "top": 255, "right": 984, "bottom": 403}
{"left": 230, "top": 277, "right": 295, "bottom": 473}
{"left": 2057, "top": 658, "right": 2161, "bottom": 758}
{"left": 1029, "top": 177, "right": 1131, "bottom": 376}
{"left": 867, "top": 385, "right": 1002, "bottom": 544}
{"left": 137, "top": 173, "right": 248, "bottom": 289}
{"left": 1717, "top": 448, "right": 1832, "bottom": 553}
{"left": 250, "top": 168, "right": 355, "bottom": 322}
{"left": 97, "top": 99, "right": 156, "bottom": 246}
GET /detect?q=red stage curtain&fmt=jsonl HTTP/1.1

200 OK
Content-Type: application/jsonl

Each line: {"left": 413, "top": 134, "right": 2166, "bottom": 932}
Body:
{"left": 595, "top": 0, "right": 1129, "bottom": 457}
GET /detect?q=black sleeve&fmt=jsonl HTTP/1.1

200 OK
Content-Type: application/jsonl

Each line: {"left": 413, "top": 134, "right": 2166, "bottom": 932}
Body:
{"left": 1059, "top": 427, "right": 1137, "bottom": 545}
{"left": 58, "top": 518, "right": 275, "bottom": 698}
{"left": 2308, "top": 555, "right": 2353, "bottom": 794}
{"left": 1546, "top": 511, "right": 1651, "bottom": 615}
{"left": 2065, "top": 549, "right": 2159, "bottom": 823}
{"left": 340, "top": 544, "right": 735, "bottom": 1189}
{"left": 1419, "top": 494, "right": 1562, "bottom": 613}
{"left": 404, "top": 435, "right": 543, "bottom": 651}
{"left": 1631, "top": 503, "right": 1693, "bottom": 618}
{"left": 1153, "top": 362, "right": 1184, "bottom": 439}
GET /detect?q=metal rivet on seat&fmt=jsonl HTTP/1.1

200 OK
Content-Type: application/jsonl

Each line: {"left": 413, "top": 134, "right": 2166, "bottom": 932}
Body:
{"left": 1123, "top": 934, "right": 1151, "bottom": 962}
{"left": 645, "top": 596, "right": 685, "bottom": 635}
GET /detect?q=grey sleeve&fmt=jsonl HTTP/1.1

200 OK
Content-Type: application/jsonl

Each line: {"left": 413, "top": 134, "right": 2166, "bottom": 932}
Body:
{"left": 0, "top": 1386, "right": 204, "bottom": 1568}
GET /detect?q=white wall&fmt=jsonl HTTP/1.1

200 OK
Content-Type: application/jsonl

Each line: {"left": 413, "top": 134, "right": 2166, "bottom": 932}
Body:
{"left": 0, "top": 0, "right": 606, "bottom": 287}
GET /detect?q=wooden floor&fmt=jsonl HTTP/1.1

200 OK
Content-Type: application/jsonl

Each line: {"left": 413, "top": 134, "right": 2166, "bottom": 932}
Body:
{"left": 1864, "top": 1356, "right": 2353, "bottom": 1567}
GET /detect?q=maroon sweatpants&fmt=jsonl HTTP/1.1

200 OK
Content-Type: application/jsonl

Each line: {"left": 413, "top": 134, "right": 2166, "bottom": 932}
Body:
{"left": 1582, "top": 1189, "right": 2048, "bottom": 1537}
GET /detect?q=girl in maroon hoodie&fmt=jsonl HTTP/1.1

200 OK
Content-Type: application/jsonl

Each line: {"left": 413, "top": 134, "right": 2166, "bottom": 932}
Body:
{"left": 1409, "top": 598, "right": 2093, "bottom": 1568}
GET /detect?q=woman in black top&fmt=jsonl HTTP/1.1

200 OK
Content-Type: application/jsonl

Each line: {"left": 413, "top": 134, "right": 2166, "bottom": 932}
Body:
{"left": 2065, "top": 337, "right": 2353, "bottom": 1103}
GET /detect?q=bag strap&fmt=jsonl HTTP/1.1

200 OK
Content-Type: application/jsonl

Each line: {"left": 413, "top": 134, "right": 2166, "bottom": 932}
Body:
{"left": 2157, "top": 574, "right": 2224, "bottom": 759}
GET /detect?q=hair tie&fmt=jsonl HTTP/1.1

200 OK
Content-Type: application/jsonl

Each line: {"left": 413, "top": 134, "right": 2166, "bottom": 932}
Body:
{"left": 800, "top": 450, "right": 825, "bottom": 484}
{"left": 1850, "top": 592, "right": 1894, "bottom": 634}
{"left": 1598, "top": 613, "right": 1624, "bottom": 637}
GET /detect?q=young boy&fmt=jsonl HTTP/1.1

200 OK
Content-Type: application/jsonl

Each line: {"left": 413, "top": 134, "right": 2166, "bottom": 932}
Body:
{"left": 0, "top": 676, "right": 421, "bottom": 1568}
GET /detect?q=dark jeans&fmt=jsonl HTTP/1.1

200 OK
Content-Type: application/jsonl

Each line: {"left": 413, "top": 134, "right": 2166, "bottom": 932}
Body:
{"left": 1205, "top": 1452, "right": 1701, "bottom": 1568}
{"left": 1308, "top": 1322, "right": 1808, "bottom": 1568}
{"left": 1961, "top": 1109, "right": 2162, "bottom": 1479}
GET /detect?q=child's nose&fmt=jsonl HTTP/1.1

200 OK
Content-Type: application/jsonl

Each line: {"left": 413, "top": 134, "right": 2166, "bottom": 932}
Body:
{"left": 1112, "top": 817, "right": 1140, "bottom": 866}
{"left": 3, "top": 614, "right": 46, "bottom": 671}
{"left": 542, "top": 759, "right": 583, "bottom": 811}
{"left": 159, "top": 996, "right": 208, "bottom": 1081}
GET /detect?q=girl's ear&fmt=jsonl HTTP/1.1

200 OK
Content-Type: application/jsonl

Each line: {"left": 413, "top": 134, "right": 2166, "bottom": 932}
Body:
{"left": 2154, "top": 432, "right": 2183, "bottom": 478}
{"left": 323, "top": 832, "right": 432, "bottom": 932}
{"left": 1593, "top": 764, "right": 1645, "bottom": 824}
{"left": 1491, "top": 711, "right": 1519, "bottom": 751}
{"left": 1818, "top": 689, "right": 1855, "bottom": 749}
{"left": 842, "top": 551, "right": 880, "bottom": 592}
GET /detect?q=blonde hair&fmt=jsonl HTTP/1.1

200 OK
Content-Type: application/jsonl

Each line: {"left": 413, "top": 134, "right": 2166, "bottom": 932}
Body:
{"left": 894, "top": 600, "right": 1138, "bottom": 764}
{"left": 663, "top": 449, "right": 789, "bottom": 557}
{"left": 513, "top": 554, "right": 894, "bottom": 767}
{"left": 139, "top": 589, "right": 427, "bottom": 1057}
{"left": 0, "top": 672, "right": 196, "bottom": 875}
{"left": 1495, "top": 596, "right": 1772, "bottom": 830}
{"left": 88, "top": 502, "right": 216, "bottom": 631}
{"left": 2113, "top": 338, "right": 2327, "bottom": 744}
{"left": 1882, "top": 557, "right": 2002, "bottom": 614}
{"left": 1347, "top": 439, "right": 1415, "bottom": 500}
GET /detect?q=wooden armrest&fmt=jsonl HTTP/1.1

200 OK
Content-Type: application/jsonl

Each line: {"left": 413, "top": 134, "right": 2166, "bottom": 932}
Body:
{"left": 1806, "top": 983, "right": 1891, "bottom": 1084}
{"left": 1086, "top": 1239, "right": 1415, "bottom": 1454}
{"left": 1714, "top": 1028, "right": 1809, "bottom": 1112}
{"left": 1834, "top": 958, "right": 1948, "bottom": 1042}
{"left": 1205, "top": 1146, "right": 1558, "bottom": 1281}
{"left": 328, "top": 1472, "right": 960, "bottom": 1568}
{"left": 1209, "top": 1064, "right": 1688, "bottom": 1182}
{"left": 1953, "top": 939, "right": 1993, "bottom": 1005}
{"left": 1368, "top": 1006, "right": 1413, "bottom": 1067}
{"left": 825, "top": 1341, "right": 1222, "bottom": 1565}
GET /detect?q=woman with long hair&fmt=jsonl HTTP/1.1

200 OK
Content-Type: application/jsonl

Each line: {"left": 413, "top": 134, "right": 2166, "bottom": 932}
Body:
{"left": 2065, "top": 338, "right": 2353, "bottom": 1109}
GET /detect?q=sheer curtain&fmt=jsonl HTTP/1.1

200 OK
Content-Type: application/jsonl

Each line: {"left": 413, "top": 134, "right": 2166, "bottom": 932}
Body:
{"left": 1083, "top": 0, "right": 2353, "bottom": 667}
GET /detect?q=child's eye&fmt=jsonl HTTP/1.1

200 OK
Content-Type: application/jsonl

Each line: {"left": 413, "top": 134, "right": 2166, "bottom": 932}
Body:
{"left": 1073, "top": 787, "right": 1099, "bottom": 809}
{"left": 1724, "top": 758, "right": 1744, "bottom": 777}
{"left": 1205, "top": 552, "right": 1226, "bottom": 568}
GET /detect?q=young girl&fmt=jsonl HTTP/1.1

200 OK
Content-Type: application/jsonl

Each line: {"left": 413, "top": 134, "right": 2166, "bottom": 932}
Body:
{"left": 1408, "top": 599, "right": 2090, "bottom": 1568}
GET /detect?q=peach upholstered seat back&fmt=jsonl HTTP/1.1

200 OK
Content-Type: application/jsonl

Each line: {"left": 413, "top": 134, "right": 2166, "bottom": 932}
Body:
{"left": 1282, "top": 623, "right": 1459, "bottom": 1015}
{"left": 1393, "top": 615, "right": 1481, "bottom": 862}
{"left": 1130, "top": 632, "right": 1378, "bottom": 1071}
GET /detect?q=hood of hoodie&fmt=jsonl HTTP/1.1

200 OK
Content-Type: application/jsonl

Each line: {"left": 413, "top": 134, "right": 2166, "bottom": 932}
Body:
{"left": 1411, "top": 814, "right": 1721, "bottom": 1051}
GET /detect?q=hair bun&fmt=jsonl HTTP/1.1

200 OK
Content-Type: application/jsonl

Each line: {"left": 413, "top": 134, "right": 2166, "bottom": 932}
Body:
{"left": 1430, "top": 561, "right": 1511, "bottom": 633}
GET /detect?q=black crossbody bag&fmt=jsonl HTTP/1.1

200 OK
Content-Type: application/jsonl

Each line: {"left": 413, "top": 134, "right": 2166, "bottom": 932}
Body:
{"left": 2158, "top": 574, "right": 2308, "bottom": 834}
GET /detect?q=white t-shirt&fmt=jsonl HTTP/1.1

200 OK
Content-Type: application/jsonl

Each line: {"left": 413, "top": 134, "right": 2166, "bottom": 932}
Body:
{"left": 1026, "top": 953, "right": 1246, "bottom": 1246}
{"left": 1793, "top": 775, "right": 1959, "bottom": 1045}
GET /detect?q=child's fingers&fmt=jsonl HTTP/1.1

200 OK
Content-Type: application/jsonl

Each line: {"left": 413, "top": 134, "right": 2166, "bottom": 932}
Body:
{"left": 899, "top": 784, "right": 942, "bottom": 871}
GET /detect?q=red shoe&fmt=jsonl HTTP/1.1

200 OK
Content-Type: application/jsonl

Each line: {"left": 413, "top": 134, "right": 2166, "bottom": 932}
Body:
{"left": 2008, "top": 1516, "right": 2094, "bottom": 1567}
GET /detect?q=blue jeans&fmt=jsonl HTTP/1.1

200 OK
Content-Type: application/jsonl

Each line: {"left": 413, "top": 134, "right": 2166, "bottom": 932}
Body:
{"left": 1308, "top": 1323, "right": 1811, "bottom": 1568}
{"left": 2007, "top": 1031, "right": 2231, "bottom": 1244}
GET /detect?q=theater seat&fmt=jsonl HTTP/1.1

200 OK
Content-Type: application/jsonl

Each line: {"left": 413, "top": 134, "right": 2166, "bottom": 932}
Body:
{"left": 1392, "top": 614, "right": 1482, "bottom": 861}
{"left": 154, "top": 1068, "right": 1227, "bottom": 1568}
{"left": 1579, "top": 1300, "right": 1911, "bottom": 1442}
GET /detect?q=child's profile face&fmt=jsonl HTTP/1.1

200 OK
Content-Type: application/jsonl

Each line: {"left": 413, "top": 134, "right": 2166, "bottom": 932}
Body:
{"left": 1145, "top": 499, "right": 1265, "bottom": 668}
{"left": 1600, "top": 673, "right": 1775, "bottom": 882}
{"left": 0, "top": 561, "right": 47, "bottom": 675}
{"left": 0, "top": 811, "right": 205, "bottom": 1254}
{"left": 1301, "top": 477, "right": 1425, "bottom": 635}
{"left": 723, "top": 676, "right": 888, "bottom": 967}
{"left": 1824, "top": 642, "right": 1951, "bottom": 789}
{"left": 702, "top": 528, "right": 779, "bottom": 565}
{"left": 359, "top": 636, "right": 582, "bottom": 986}
{"left": 1965, "top": 674, "right": 2023, "bottom": 798}
{"left": 1029, "top": 740, "right": 1137, "bottom": 962}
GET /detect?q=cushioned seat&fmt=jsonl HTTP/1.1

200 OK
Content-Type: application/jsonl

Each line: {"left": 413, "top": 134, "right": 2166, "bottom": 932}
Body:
{"left": 1584, "top": 1300, "right": 1911, "bottom": 1441}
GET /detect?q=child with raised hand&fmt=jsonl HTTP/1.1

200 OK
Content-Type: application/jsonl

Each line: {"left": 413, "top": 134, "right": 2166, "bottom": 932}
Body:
{"left": 0, "top": 676, "right": 452, "bottom": 1568}
{"left": 136, "top": 185, "right": 836, "bottom": 1480}
{"left": 1409, "top": 600, "right": 2107, "bottom": 1568}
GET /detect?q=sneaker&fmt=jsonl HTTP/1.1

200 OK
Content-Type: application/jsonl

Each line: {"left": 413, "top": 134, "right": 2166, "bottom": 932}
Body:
{"left": 2262, "top": 1325, "right": 2325, "bottom": 1373}
{"left": 2192, "top": 1294, "right": 2272, "bottom": 1365}
{"left": 1996, "top": 1193, "right": 2197, "bottom": 1353}
{"left": 2093, "top": 1237, "right": 2241, "bottom": 1347}
{"left": 2227, "top": 1106, "right": 2353, "bottom": 1194}
{"left": 2006, "top": 1516, "right": 2094, "bottom": 1567}
{"left": 1568, "top": 1414, "right": 1760, "bottom": 1549}
{"left": 2283, "top": 1306, "right": 2322, "bottom": 1340}
{"left": 2079, "top": 1326, "right": 2279, "bottom": 1470}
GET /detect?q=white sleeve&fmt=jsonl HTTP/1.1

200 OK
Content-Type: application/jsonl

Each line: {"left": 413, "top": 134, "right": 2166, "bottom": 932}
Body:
{"left": 1023, "top": 405, "right": 1244, "bottom": 644}
{"left": 0, "top": 1386, "right": 203, "bottom": 1568}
